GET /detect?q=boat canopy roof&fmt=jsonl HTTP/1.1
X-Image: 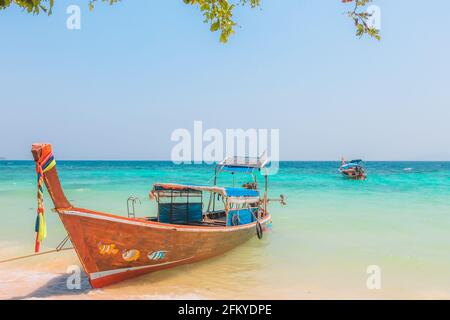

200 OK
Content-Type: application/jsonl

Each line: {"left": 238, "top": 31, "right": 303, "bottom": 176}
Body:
{"left": 220, "top": 165, "right": 256, "bottom": 174}
{"left": 217, "top": 154, "right": 269, "bottom": 174}
{"left": 340, "top": 159, "right": 365, "bottom": 170}
{"left": 152, "top": 183, "right": 260, "bottom": 203}
{"left": 340, "top": 163, "right": 361, "bottom": 170}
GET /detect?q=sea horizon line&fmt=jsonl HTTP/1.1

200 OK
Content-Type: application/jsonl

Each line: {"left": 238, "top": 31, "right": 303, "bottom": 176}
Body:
{"left": 1, "top": 159, "right": 450, "bottom": 162}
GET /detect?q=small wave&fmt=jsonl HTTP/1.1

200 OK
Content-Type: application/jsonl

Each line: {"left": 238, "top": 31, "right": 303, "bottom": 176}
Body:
{"left": 403, "top": 168, "right": 413, "bottom": 171}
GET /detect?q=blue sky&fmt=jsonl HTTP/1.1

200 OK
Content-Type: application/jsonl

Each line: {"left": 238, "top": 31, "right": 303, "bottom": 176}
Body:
{"left": 1, "top": 0, "right": 449, "bottom": 160}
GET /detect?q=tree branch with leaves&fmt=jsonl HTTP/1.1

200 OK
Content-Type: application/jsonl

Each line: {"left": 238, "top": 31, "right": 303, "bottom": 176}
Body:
{"left": 0, "top": 0, "right": 381, "bottom": 42}
{"left": 343, "top": 0, "right": 380, "bottom": 40}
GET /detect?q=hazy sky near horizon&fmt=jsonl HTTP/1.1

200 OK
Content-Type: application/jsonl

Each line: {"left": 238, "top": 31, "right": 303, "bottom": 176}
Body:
{"left": 1, "top": 0, "right": 449, "bottom": 160}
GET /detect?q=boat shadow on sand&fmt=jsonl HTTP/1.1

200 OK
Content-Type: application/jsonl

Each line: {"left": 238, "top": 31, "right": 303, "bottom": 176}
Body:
{"left": 10, "top": 272, "right": 92, "bottom": 300}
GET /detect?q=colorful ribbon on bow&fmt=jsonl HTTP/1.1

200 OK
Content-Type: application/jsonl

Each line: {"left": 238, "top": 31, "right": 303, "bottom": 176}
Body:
{"left": 35, "top": 150, "right": 56, "bottom": 253}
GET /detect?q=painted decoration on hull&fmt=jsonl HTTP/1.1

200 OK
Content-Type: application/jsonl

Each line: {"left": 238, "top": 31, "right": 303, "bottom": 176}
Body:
{"left": 97, "top": 243, "right": 167, "bottom": 262}
{"left": 98, "top": 243, "right": 119, "bottom": 255}
{"left": 122, "top": 249, "right": 141, "bottom": 262}
{"left": 148, "top": 250, "right": 167, "bottom": 261}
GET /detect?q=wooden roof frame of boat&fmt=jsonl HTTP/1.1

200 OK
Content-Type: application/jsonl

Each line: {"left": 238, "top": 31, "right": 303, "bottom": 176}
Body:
{"left": 150, "top": 183, "right": 262, "bottom": 226}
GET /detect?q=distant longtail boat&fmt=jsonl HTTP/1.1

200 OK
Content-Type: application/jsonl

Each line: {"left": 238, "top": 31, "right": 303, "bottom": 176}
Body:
{"left": 339, "top": 158, "right": 367, "bottom": 180}
{"left": 31, "top": 143, "right": 283, "bottom": 288}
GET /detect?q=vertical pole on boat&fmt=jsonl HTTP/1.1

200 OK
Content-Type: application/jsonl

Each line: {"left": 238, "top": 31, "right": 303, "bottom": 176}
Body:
{"left": 186, "top": 189, "right": 189, "bottom": 223}
{"left": 169, "top": 190, "right": 174, "bottom": 223}
{"left": 212, "top": 166, "right": 218, "bottom": 212}
{"left": 207, "top": 191, "right": 212, "bottom": 212}
{"left": 225, "top": 198, "right": 229, "bottom": 226}
{"left": 264, "top": 173, "right": 268, "bottom": 216}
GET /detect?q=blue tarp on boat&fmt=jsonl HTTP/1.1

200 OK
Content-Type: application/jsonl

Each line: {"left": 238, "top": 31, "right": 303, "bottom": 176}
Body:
{"left": 227, "top": 208, "right": 256, "bottom": 226}
{"left": 223, "top": 187, "right": 259, "bottom": 198}
{"left": 158, "top": 203, "right": 203, "bottom": 224}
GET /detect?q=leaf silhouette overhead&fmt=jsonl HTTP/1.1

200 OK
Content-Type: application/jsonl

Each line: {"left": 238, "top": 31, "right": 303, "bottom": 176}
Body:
{"left": 0, "top": 0, "right": 381, "bottom": 42}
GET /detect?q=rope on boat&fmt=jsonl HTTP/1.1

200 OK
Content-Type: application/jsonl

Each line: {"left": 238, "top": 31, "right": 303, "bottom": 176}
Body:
{"left": 0, "top": 235, "right": 73, "bottom": 265}
{"left": 55, "top": 235, "right": 70, "bottom": 251}
{"left": 0, "top": 247, "right": 74, "bottom": 264}
{"left": 34, "top": 148, "right": 56, "bottom": 253}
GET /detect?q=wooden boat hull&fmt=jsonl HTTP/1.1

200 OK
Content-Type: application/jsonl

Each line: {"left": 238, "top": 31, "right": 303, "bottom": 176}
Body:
{"left": 30, "top": 143, "right": 273, "bottom": 289}
{"left": 59, "top": 208, "right": 272, "bottom": 288}
{"left": 339, "top": 169, "right": 366, "bottom": 180}
{"left": 340, "top": 170, "right": 357, "bottom": 179}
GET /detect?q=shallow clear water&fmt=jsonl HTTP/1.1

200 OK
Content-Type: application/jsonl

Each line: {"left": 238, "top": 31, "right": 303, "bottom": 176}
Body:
{"left": 1, "top": 161, "right": 450, "bottom": 299}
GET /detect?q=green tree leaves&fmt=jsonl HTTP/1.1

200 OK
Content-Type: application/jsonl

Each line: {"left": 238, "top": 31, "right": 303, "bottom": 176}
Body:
{"left": 0, "top": 0, "right": 381, "bottom": 43}
{"left": 88, "top": 0, "right": 120, "bottom": 12}
{"left": 0, "top": 0, "right": 54, "bottom": 15}
{"left": 184, "top": 0, "right": 244, "bottom": 43}
{"left": 345, "top": 0, "right": 381, "bottom": 40}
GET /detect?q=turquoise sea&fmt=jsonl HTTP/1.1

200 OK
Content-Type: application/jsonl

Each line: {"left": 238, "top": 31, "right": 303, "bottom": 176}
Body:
{"left": 1, "top": 161, "right": 450, "bottom": 299}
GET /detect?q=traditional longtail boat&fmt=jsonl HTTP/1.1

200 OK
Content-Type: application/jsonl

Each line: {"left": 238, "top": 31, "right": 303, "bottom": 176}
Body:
{"left": 339, "top": 158, "right": 367, "bottom": 180}
{"left": 31, "top": 144, "right": 282, "bottom": 288}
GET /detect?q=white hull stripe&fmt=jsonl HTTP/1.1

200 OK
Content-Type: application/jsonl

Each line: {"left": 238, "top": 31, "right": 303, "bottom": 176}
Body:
{"left": 62, "top": 210, "right": 271, "bottom": 233}
{"left": 90, "top": 257, "right": 194, "bottom": 280}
